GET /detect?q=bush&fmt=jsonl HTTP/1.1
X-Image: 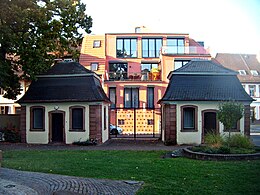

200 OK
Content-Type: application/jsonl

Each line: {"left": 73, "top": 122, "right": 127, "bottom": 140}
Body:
{"left": 73, "top": 139, "right": 97, "bottom": 146}
{"left": 217, "top": 146, "right": 231, "bottom": 154}
{"left": 204, "top": 132, "right": 224, "bottom": 148}
{"left": 1, "top": 129, "right": 21, "bottom": 143}
{"left": 226, "top": 134, "right": 254, "bottom": 149}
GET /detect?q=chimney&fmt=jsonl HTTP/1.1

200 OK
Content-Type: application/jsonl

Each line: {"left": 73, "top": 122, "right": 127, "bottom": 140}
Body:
{"left": 257, "top": 51, "right": 260, "bottom": 63}
{"left": 135, "top": 26, "right": 150, "bottom": 33}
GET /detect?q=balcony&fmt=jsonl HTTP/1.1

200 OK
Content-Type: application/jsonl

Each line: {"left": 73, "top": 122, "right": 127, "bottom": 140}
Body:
{"left": 107, "top": 71, "right": 161, "bottom": 81}
{"left": 161, "top": 46, "right": 209, "bottom": 55}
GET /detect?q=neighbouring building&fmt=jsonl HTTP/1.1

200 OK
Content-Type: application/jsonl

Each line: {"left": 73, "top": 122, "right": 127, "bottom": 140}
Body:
{"left": 215, "top": 53, "right": 260, "bottom": 121}
{"left": 79, "top": 26, "right": 211, "bottom": 138}
{"left": 159, "top": 59, "right": 252, "bottom": 145}
{"left": 17, "top": 62, "right": 110, "bottom": 144}
{"left": 0, "top": 81, "right": 28, "bottom": 114}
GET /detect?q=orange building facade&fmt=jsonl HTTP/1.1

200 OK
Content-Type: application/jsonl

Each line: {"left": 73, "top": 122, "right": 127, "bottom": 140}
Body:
{"left": 79, "top": 28, "right": 211, "bottom": 138}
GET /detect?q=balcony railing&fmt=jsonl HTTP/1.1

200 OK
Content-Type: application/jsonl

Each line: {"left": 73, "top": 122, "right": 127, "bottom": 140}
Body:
{"left": 161, "top": 46, "right": 209, "bottom": 55}
{"left": 107, "top": 71, "right": 161, "bottom": 81}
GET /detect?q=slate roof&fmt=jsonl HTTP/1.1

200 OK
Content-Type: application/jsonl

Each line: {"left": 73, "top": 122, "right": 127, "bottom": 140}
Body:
{"left": 41, "top": 61, "right": 93, "bottom": 75}
{"left": 160, "top": 60, "right": 253, "bottom": 102}
{"left": 171, "top": 59, "right": 236, "bottom": 75}
{"left": 215, "top": 53, "right": 260, "bottom": 83}
{"left": 18, "top": 62, "right": 110, "bottom": 103}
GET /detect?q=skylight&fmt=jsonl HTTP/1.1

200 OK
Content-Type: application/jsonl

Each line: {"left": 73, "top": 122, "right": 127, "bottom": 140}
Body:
{"left": 251, "top": 70, "right": 258, "bottom": 76}
{"left": 238, "top": 70, "right": 246, "bottom": 75}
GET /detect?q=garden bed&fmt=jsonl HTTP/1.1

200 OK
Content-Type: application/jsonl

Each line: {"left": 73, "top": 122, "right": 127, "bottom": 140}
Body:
{"left": 183, "top": 147, "right": 260, "bottom": 161}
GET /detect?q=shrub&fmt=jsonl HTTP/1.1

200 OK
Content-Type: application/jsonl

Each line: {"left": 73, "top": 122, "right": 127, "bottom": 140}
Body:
{"left": 73, "top": 139, "right": 97, "bottom": 146}
{"left": 217, "top": 146, "right": 231, "bottom": 154}
{"left": 226, "top": 134, "right": 254, "bottom": 149}
{"left": 204, "top": 132, "right": 224, "bottom": 148}
{"left": 1, "top": 129, "right": 21, "bottom": 143}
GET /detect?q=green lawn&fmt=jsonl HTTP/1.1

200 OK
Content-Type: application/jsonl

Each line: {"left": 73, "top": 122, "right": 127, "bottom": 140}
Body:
{"left": 2, "top": 150, "right": 260, "bottom": 194}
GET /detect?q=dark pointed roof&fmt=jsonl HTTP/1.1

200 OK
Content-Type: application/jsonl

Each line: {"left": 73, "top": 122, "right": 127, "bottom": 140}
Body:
{"left": 18, "top": 62, "right": 110, "bottom": 103}
{"left": 160, "top": 60, "right": 253, "bottom": 103}
{"left": 42, "top": 62, "right": 93, "bottom": 75}
{"left": 170, "top": 59, "right": 236, "bottom": 76}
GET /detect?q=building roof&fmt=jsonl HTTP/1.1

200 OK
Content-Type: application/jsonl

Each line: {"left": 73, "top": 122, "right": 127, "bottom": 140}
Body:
{"left": 215, "top": 53, "right": 260, "bottom": 83}
{"left": 18, "top": 62, "right": 110, "bottom": 103}
{"left": 160, "top": 60, "right": 253, "bottom": 103}
{"left": 171, "top": 59, "right": 236, "bottom": 76}
{"left": 41, "top": 61, "right": 93, "bottom": 75}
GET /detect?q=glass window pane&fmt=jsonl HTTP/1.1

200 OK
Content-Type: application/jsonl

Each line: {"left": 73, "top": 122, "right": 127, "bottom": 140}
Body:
{"left": 178, "top": 39, "right": 185, "bottom": 54}
{"left": 132, "top": 88, "right": 139, "bottom": 108}
{"left": 131, "top": 39, "right": 137, "bottom": 57}
{"left": 124, "top": 39, "right": 130, "bottom": 57}
{"left": 124, "top": 88, "right": 131, "bottom": 108}
{"left": 184, "top": 108, "right": 195, "bottom": 129}
{"left": 72, "top": 108, "right": 83, "bottom": 129}
{"left": 174, "top": 61, "right": 182, "bottom": 70}
{"left": 109, "top": 88, "right": 116, "bottom": 108}
{"left": 33, "top": 108, "right": 43, "bottom": 129}
{"left": 141, "top": 64, "right": 151, "bottom": 71}
{"left": 117, "top": 39, "right": 123, "bottom": 57}
{"left": 167, "top": 39, "right": 177, "bottom": 45}
{"left": 142, "top": 39, "right": 148, "bottom": 57}
{"left": 155, "top": 39, "right": 162, "bottom": 57}
{"left": 149, "top": 39, "right": 155, "bottom": 57}
{"left": 151, "top": 63, "right": 158, "bottom": 69}
{"left": 178, "top": 39, "right": 184, "bottom": 45}
{"left": 147, "top": 87, "right": 154, "bottom": 108}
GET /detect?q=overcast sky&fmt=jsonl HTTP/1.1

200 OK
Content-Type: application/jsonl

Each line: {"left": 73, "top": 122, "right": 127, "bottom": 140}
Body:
{"left": 83, "top": 0, "right": 260, "bottom": 56}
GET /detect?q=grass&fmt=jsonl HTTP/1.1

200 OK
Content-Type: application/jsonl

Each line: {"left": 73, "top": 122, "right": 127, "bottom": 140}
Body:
{"left": 2, "top": 150, "right": 260, "bottom": 194}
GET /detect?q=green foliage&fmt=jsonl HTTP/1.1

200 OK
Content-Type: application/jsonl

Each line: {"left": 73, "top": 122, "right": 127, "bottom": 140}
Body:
{"left": 3, "top": 150, "right": 260, "bottom": 194}
{"left": 205, "top": 132, "right": 224, "bottom": 148}
{"left": 217, "top": 101, "right": 244, "bottom": 138}
{"left": 1, "top": 129, "right": 21, "bottom": 143}
{"left": 73, "top": 139, "right": 97, "bottom": 146}
{"left": 0, "top": 0, "right": 92, "bottom": 99}
{"left": 227, "top": 134, "right": 254, "bottom": 149}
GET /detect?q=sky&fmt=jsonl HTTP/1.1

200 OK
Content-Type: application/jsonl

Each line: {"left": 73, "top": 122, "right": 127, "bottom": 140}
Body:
{"left": 83, "top": 0, "right": 260, "bottom": 56}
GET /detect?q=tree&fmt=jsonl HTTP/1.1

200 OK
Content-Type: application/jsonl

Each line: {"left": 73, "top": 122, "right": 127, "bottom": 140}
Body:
{"left": 0, "top": 0, "right": 92, "bottom": 99}
{"left": 217, "top": 101, "right": 244, "bottom": 140}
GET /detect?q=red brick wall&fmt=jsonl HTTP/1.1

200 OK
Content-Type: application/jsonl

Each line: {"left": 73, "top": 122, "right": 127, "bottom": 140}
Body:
{"left": 163, "top": 104, "right": 177, "bottom": 145}
{"left": 244, "top": 105, "right": 250, "bottom": 137}
{"left": 89, "top": 105, "right": 102, "bottom": 143}
{"left": 20, "top": 106, "right": 26, "bottom": 143}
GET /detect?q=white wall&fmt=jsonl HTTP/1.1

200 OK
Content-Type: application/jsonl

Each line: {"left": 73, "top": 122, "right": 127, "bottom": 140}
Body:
{"left": 24, "top": 102, "right": 107, "bottom": 144}
{"left": 174, "top": 101, "right": 245, "bottom": 145}
{"left": 102, "top": 103, "right": 109, "bottom": 143}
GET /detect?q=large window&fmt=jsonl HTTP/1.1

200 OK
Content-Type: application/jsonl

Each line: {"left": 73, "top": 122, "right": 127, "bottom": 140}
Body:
{"left": 147, "top": 87, "right": 154, "bottom": 108}
{"left": 109, "top": 87, "right": 116, "bottom": 109}
{"left": 249, "top": 85, "right": 256, "bottom": 97}
{"left": 142, "top": 38, "right": 162, "bottom": 58}
{"left": 0, "top": 106, "right": 10, "bottom": 114}
{"left": 124, "top": 88, "right": 139, "bottom": 108}
{"left": 30, "top": 106, "right": 45, "bottom": 131}
{"left": 181, "top": 106, "right": 198, "bottom": 131}
{"left": 70, "top": 106, "right": 85, "bottom": 131}
{"left": 117, "top": 38, "right": 137, "bottom": 58}
{"left": 109, "top": 63, "right": 128, "bottom": 80}
{"left": 167, "top": 38, "right": 185, "bottom": 54}
{"left": 174, "top": 60, "right": 189, "bottom": 70}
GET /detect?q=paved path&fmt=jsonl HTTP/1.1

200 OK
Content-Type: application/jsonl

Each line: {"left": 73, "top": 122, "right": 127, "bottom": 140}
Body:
{"left": 0, "top": 139, "right": 187, "bottom": 151}
{"left": 0, "top": 168, "right": 143, "bottom": 195}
